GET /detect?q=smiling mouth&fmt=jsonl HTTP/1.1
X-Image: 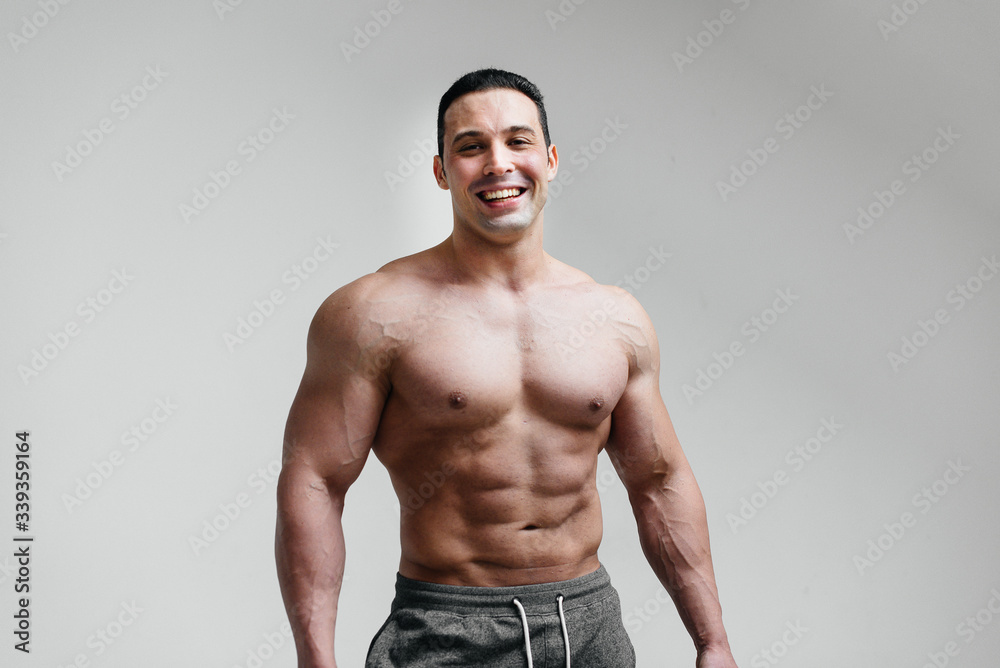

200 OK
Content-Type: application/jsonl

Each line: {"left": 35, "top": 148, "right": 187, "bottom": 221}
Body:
{"left": 478, "top": 187, "right": 525, "bottom": 202}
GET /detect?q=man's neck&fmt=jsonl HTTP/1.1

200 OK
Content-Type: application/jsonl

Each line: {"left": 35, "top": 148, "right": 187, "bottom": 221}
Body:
{"left": 443, "top": 220, "right": 548, "bottom": 291}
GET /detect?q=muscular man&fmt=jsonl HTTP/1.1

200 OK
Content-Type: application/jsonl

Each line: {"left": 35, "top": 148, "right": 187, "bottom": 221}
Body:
{"left": 276, "top": 69, "right": 738, "bottom": 667}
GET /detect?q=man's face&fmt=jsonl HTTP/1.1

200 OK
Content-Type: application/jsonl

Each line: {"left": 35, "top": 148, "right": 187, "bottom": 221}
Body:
{"left": 433, "top": 88, "right": 558, "bottom": 240}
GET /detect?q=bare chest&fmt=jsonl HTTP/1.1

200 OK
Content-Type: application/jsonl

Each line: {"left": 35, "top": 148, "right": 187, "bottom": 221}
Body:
{"left": 381, "top": 293, "right": 630, "bottom": 429}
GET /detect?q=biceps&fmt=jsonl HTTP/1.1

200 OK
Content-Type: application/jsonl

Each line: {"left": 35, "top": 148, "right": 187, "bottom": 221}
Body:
{"left": 282, "top": 373, "right": 387, "bottom": 492}
{"left": 607, "top": 373, "right": 683, "bottom": 488}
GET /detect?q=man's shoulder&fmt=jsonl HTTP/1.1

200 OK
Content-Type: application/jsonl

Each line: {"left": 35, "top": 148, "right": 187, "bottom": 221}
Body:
{"left": 309, "top": 250, "right": 443, "bottom": 340}
{"left": 321, "top": 248, "right": 436, "bottom": 305}
{"left": 312, "top": 272, "right": 387, "bottom": 322}
{"left": 548, "top": 259, "right": 649, "bottom": 320}
{"left": 547, "top": 261, "right": 659, "bottom": 369}
{"left": 374, "top": 245, "right": 441, "bottom": 279}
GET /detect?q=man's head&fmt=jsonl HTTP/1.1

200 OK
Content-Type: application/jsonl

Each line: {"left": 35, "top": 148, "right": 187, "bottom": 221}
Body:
{"left": 433, "top": 69, "right": 558, "bottom": 240}
{"left": 436, "top": 68, "right": 551, "bottom": 160}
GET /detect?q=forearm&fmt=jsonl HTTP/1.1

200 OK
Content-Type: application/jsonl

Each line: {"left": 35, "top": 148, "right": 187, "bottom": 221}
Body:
{"left": 275, "top": 467, "right": 346, "bottom": 668}
{"left": 629, "top": 465, "right": 731, "bottom": 654}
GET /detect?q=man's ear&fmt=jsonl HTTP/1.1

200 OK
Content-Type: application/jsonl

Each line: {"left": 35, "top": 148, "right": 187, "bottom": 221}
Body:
{"left": 546, "top": 144, "right": 559, "bottom": 182}
{"left": 433, "top": 155, "right": 449, "bottom": 190}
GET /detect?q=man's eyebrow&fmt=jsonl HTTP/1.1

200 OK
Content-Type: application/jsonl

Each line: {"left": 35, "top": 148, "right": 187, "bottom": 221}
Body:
{"left": 451, "top": 126, "right": 538, "bottom": 146}
{"left": 504, "top": 125, "right": 537, "bottom": 137}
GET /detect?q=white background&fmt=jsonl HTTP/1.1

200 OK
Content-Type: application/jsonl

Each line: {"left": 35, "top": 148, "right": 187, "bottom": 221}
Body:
{"left": 2, "top": 1, "right": 999, "bottom": 666}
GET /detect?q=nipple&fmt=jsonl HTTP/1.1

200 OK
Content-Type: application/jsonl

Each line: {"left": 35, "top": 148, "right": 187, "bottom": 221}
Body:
{"left": 589, "top": 397, "right": 605, "bottom": 411}
{"left": 448, "top": 391, "right": 467, "bottom": 409}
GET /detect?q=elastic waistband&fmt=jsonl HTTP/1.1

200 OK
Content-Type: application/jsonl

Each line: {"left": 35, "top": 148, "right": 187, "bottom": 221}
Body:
{"left": 392, "top": 565, "right": 613, "bottom": 616}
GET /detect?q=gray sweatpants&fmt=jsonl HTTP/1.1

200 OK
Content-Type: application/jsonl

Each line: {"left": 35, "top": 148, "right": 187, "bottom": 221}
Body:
{"left": 365, "top": 565, "right": 636, "bottom": 667}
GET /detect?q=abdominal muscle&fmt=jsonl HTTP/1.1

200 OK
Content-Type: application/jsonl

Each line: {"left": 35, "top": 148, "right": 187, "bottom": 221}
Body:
{"left": 375, "top": 414, "right": 608, "bottom": 587}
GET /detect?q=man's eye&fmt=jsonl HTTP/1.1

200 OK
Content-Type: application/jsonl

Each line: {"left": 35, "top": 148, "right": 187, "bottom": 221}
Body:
{"left": 460, "top": 144, "right": 481, "bottom": 152}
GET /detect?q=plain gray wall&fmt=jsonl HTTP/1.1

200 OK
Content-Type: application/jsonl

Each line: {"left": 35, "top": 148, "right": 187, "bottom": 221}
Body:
{"left": 2, "top": 0, "right": 999, "bottom": 666}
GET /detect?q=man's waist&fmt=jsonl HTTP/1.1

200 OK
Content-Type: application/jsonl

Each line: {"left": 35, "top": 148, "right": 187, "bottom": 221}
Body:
{"left": 391, "top": 563, "right": 614, "bottom": 615}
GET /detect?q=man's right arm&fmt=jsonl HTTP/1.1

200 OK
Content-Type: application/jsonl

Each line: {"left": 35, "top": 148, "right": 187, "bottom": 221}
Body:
{"left": 275, "top": 279, "right": 392, "bottom": 668}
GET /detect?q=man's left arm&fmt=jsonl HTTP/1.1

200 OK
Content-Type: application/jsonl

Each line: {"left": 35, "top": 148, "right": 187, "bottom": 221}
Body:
{"left": 605, "top": 293, "right": 737, "bottom": 668}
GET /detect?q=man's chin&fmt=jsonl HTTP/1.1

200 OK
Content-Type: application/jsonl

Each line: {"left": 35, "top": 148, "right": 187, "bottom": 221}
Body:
{"left": 476, "top": 215, "right": 536, "bottom": 238}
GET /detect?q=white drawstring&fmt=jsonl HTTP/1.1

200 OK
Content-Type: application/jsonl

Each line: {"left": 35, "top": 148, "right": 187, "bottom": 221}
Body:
{"left": 512, "top": 596, "right": 572, "bottom": 668}
{"left": 512, "top": 598, "right": 533, "bottom": 668}
{"left": 557, "top": 595, "right": 571, "bottom": 668}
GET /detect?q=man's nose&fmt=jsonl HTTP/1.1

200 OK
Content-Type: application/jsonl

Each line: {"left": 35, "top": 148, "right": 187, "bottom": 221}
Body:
{"left": 483, "top": 144, "right": 515, "bottom": 175}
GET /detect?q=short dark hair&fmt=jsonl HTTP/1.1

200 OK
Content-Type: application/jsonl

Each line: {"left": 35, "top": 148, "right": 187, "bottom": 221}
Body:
{"left": 436, "top": 68, "right": 551, "bottom": 159}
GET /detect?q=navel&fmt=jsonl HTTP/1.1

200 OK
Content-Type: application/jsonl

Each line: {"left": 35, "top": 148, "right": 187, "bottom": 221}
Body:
{"left": 448, "top": 391, "right": 468, "bottom": 409}
{"left": 589, "top": 396, "right": 605, "bottom": 411}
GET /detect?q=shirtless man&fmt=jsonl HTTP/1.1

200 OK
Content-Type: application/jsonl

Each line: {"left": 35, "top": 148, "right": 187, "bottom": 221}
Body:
{"left": 275, "top": 69, "right": 738, "bottom": 667}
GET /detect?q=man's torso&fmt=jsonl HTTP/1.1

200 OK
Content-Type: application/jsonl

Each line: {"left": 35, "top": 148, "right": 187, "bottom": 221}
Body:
{"left": 350, "top": 248, "right": 643, "bottom": 586}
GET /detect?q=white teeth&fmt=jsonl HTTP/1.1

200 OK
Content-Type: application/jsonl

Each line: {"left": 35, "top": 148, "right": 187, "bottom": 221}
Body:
{"left": 481, "top": 188, "right": 521, "bottom": 201}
